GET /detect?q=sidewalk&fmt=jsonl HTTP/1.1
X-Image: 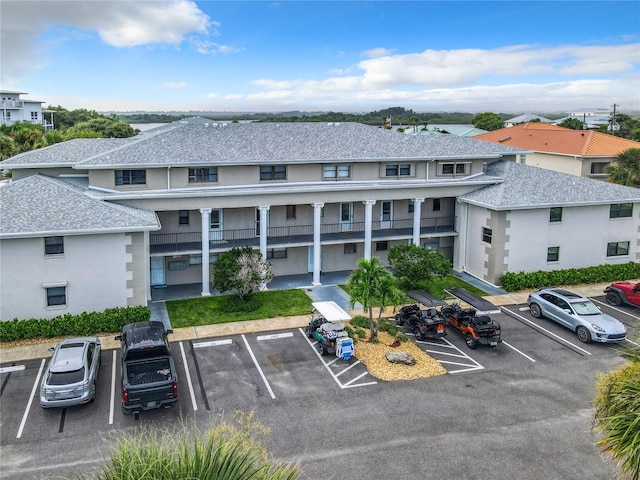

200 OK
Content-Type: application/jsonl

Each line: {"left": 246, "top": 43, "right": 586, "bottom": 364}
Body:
{"left": 0, "top": 282, "right": 616, "bottom": 364}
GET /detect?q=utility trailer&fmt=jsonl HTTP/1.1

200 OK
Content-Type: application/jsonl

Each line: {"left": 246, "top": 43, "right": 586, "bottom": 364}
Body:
{"left": 305, "top": 301, "right": 354, "bottom": 360}
{"left": 442, "top": 288, "right": 502, "bottom": 349}
{"left": 395, "top": 291, "right": 448, "bottom": 340}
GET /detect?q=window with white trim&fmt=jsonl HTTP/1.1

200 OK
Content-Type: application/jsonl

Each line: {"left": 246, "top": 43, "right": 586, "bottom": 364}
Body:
{"left": 46, "top": 286, "right": 67, "bottom": 307}
{"left": 547, "top": 246, "right": 560, "bottom": 262}
{"left": 260, "top": 165, "right": 286, "bottom": 180}
{"left": 482, "top": 227, "right": 492, "bottom": 244}
{"left": 189, "top": 167, "right": 217, "bottom": 183}
{"left": 607, "top": 241, "right": 629, "bottom": 257}
{"left": 344, "top": 243, "right": 357, "bottom": 254}
{"left": 44, "top": 236, "right": 64, "bottom": 255}
{"left": 610, "top": 203, "right": 632, "bottom": 218}
{"left": 323, "top": 165, "right": 351, "bottom": 180}
{"left": 266, "top": 248, "right": 287, "bottom": 259}
{"left": 385, "top": 164, "right": 411, "bottom": 177}
{"left": 178, "top": 210, "right": 189, "bottom": 225}
{"left": 115, "top": 170, "right": 146, "bottom": 185}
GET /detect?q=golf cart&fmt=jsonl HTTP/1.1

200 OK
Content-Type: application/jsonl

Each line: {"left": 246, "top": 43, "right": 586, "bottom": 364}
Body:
{"left": 442, "top": 288, "right": 502, "bottom": 349}
{"left": 305, "top": 301, "right": 354, "bottom": 360}
{"left": 395, "top": 290, "right": 448, "bottom": 340}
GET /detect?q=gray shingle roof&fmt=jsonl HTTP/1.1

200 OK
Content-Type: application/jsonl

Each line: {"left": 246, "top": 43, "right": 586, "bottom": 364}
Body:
{"left": 0, "top": 175, "right": 159, "bottom": 237}
{"left": 1, "top": 117, "right": 525, "bottom": 169}
{"left": 460, "top": 160, "right": 640, "bottom": 209}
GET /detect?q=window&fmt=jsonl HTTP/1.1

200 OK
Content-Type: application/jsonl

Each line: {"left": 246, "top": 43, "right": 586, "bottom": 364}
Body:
{"left": 260, "top": 165, "right": 286, "bottom": 181}
{"left": 168, "top": 260, "right": 187, "bottom": 270}
{"left": 385, "top": 164, "right": 411, "bottom": 177}
{"left": 178, "top": 210, "right": 189, "bottom": 225}
{"left": 547, "top": 246, "right": 560, "bottom": 262}
{"left": 266, "top": 248, "right": 287, "bottom": 259}
{"left": 549, "top": 207, "right": 563, "bottom": 222}
{"left": 44, "top": 236, "right": 64, "bottom": 255}
{"left": 433, "top": 198, "right": 441, "bottom": 211}
{"left": 607, "top": 241, "right": 629, "bottom": 257}
{"left": 610, "top": 203, "right": 633, "bottom": 218}
{"left": 344, "top": 243, "right": 357, "bottom": 254}
{"left": 482, "top": 227, "right": 492, "bottom": 244}
{"left": 590, "top": 162, "right": 608, "bottom": 175}
{"left": 376, "top": 241, "right": 388, "bottom": 252}
{"left": 189, "top": 167, "right": 217, "bottom": 183}
{"left": 46, "top": 286, "right": 66, "bottom": 307}
{"left": 408, "top": 200, "right": 414, "bottom": 214}
{"left": 323, "top": 165, "right": 351, "bottom": 180}
{"left": 439, "top": 163, "right": 469, "bottom": 176}
{"left": 115, "top": 169, "right": 146, "bottom": 185}
{"left": 31, "top": 111, "right": 39, "bottom": 121}
{"left": 286, "top": 205, "right": 296, "bottom": 220}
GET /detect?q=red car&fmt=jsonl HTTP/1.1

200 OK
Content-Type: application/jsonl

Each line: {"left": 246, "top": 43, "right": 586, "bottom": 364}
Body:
{"left": 604, "top": 281, "right": 640, "bottom": 308}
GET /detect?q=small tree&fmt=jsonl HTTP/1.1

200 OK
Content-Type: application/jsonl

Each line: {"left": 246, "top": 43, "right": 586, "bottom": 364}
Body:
{"left": 471, "top": 112, "right": 504, "bottom": 131}
{"left": 559, "top": 118, "right": 585, "bottom": 130}
{"left": 606, "top": 148, "right": 640, "bottom": 188}
{"left": 347, "top": 257, "right": 403, "bottom": 339}
{"left": 212, "top": 247, "right": 273, "bottom": 302}
{"left": 388, "top": 244, "right": 451, "bottom": 290}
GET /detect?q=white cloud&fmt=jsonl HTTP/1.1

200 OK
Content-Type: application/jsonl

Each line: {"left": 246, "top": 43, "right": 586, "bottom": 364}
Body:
{"left": 164, "top": 82, "right": 187, "bottom": 89}
{"left": 361, "top": 47, "right": 394, "bottom": 59}
{"left": 1, "top": 0, "right": 211, "bottom": 84}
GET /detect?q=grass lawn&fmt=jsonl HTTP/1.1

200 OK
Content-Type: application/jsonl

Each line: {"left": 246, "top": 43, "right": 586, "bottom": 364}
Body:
{"left": 166, "top": 289, "right": 313, "bottom": 328}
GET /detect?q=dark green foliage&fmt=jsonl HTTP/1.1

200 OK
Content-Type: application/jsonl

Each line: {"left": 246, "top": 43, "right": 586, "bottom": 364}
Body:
{"left": 65, "top": 117, "right": 136, "bottom": 138}
{"left": 212, "top": 246, "right": 273, "bottom": 301}
{"left": 471, "top": 112, "right": 505, "bottom": 131}
{"left": 349, "top": 315, "right": 370, "bottom": 329}
{"left": 606, "top": 147, "right": 640, "bottom": 188}
{"left": 395, "top": 332, "right": 409, "bottom": 342}
{"left": 224, "top": 294, "right": 262, "bottom": 312}
{"left": 355, "top": 328, "right": 366, "bottom": 339}
{"left": 388, "top": 244, "right": 451, "bottom": 290}
{"left": 0, "top": 306, "right": 150, "bottom": 342}
{"left": 558, "top": 118, "right": 585, "bottom": 130}
{"left": 379, "top": 320, "right": 399, "bottom": 336}
{"left": 499, "top": 263, "right": 640, "bottom": 292}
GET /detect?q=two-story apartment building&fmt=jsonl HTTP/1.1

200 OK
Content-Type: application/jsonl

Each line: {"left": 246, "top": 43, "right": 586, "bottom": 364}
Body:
{"left": 0, "top": 90, "right": 51, "bottom": 128}
{"left": 474, "top": 122, "right": 640, "bottom": 179}
{"left": 2, "top": 117, "right": 639, "bottom": 321}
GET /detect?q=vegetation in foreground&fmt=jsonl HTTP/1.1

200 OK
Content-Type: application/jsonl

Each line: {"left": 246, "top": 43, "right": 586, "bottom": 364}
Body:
{"left": 74, "top": 411, "right": 299, "bottom": 480}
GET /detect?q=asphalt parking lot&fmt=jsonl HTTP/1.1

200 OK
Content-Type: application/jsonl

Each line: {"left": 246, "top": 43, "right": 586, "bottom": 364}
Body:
{"left": 1, "top": 296, "right": 638, "bottom": 480}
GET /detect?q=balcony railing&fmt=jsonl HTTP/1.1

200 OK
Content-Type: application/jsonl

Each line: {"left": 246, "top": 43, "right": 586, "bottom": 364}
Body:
{"left": 150, "top": 217, "right": 455, "bottom": 255}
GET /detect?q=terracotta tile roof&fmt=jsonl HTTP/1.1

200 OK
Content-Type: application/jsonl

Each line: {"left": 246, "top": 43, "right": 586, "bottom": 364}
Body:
{"left": 474, "top": 123, "right": 640, "bottom": 157}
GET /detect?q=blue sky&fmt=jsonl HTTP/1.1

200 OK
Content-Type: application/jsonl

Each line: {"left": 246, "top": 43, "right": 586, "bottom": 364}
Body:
{"left": 2, "top": 1, "right": 639, "bottom": 114}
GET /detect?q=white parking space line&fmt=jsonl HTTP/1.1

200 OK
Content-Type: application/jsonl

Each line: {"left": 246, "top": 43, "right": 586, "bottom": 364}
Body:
{"left": 17, "top": 358, "right": 45, "bottom": 439}
{"left": 428, "top": 338, "right": 484, "bottom": 374}
{"left": 109, "top": 350, "right": 116, "bottom": 425}
{"left": 193, "top": 339, "right": 233, "bottom": 349}
{"left": 257, "top": 332, "right": 294, "bottom": 341}
{"left": 298, "top": 328, "right": 377, "bottom": 389}
{"left": 502, "top": 341, "right": 536, "bottom": 362}
{"left": 335, "top": 360, "right": 361, "bottom": 377}
{"left": 179, "top": 342, "right": 198, "bottom": 411}
{"left": 0, "top": 365, "right": 25, "bottom": 374}
{"left": 625, "top": 338, "right": 640, "bottom": 347}
{"left": 241, "top": 335, "right": 276, "bottom": 399}
{"left": 502, "top": 308, "right": 592, "bottom": 355}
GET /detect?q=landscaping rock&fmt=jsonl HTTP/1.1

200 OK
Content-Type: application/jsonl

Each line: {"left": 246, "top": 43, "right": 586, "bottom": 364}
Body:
{"left": 385, "top": 351, "right": 416, "bottom": 366}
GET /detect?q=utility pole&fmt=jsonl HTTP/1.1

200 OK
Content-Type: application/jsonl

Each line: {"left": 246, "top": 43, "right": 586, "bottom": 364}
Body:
{"left": 611, "top": 103, "right": 618, "bottom": 136}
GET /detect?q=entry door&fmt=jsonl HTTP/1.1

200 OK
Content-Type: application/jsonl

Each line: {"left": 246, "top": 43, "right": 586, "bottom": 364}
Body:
{"left": 308, "top": 246, "right": 322, "bottom": 273}
{"left": 255, "top": 208, "right": 270, "bottom": 236}
{"left": 150, "top": 257, "right": 165, "bottom": 286}
{"left": 210, "top": 209, "right": 223, "bottom": 241}
{"left": 340, "top": 203, "right": 353, "bottom": 232}
{"left": 380, "top": 201, "right": 393, "bottom": 229}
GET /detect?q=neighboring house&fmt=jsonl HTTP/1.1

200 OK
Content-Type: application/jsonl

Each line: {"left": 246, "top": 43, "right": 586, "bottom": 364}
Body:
{"left": 0, "top": 90, "right": 52, "bottom": 129}
{"left": 404, "top": 124, "right": 488, "bottom": 137}
{"left": 504, "top": 114, "right": 553, "bottom": 127}
{"left": 1, "top": 117, "right": 639, "bottom": 320}
{"left": 553, "top": 108, "right": 612, "bottom": 130}
{"left": 473, "top": 122, "right": 640, "bottom": 179}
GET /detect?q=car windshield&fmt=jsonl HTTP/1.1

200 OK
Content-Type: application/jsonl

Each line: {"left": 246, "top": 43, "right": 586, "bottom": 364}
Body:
{"left": 570, "top": 300, "right": 600, "bottom": 315}
{"left": 48, "top": 368, "right": 85, "bottom": 385}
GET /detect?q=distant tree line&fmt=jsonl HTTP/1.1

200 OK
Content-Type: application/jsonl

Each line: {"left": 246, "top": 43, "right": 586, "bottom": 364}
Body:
{"left": 0, "top": 106, "right": 136, "bottom": 161}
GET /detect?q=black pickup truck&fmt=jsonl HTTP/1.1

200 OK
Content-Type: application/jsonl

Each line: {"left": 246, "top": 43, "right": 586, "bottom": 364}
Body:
{"left": 115, "top": 321, "right": 178, "bottom": 414}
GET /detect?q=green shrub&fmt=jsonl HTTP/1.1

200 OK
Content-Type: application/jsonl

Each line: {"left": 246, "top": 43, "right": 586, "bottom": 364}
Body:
{"left": 355, "top": 328, "right": 366, "bottom": 339}
{"left": 499, "top": 262, "right": 640, "bottom": 292}
{"left": 395, "top": 332, "right": 409, "bottom": 342}
{"left": 379, "top": 320, "right": 398, "bottom": 336}
{"left": 349, "top": 315, "right": 369, "bottom": 329}
{"left": 0, "top": 306, "right": 150, "bottom": 343}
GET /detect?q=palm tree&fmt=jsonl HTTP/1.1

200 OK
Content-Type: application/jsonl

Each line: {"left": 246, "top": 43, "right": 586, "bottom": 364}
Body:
{"left": 606, "top": 148, "right": 640, "bottom": 188}
{"left": 347, "top": 257, "right": 403, "bottom": 339}
{"left": 593, "top": 356, "right": 640, "bottom": 480}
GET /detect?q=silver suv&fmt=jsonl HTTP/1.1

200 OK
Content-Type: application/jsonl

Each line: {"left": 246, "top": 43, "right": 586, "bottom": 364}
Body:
{"left": 527, "top": 288, "right": 626, "bottom": 343}
{"left": 40, "top": 337, "right": 102, "bottom": 408}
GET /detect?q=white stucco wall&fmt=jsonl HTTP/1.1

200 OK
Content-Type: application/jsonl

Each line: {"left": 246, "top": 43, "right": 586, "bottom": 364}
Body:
{"left": 1, "top": 233, "right": 133, "bottom": 321}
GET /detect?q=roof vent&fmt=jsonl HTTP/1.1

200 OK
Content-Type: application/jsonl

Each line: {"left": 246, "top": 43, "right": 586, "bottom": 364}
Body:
{"left": 498, "top": 136, "right": 510, "bottom": 142}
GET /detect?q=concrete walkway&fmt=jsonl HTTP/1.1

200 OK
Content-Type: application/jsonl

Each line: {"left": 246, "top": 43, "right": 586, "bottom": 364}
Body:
{"left": 0, "top": 281, "right": 621, "bottom": 364}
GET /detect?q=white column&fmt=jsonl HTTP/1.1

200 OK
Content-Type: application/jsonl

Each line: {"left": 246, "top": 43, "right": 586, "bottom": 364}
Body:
{"left": 312, "top": 202, "right": 324, "bottom": 285}
{"left": 200, "top": 208, "right": 211, "bottom": 296}
{"left": 363, "top": 200, "right": 376, "bottom": 260}
{"left": 258, "top": 205, "right": 270, "bottom": 259}
{"left": 412, "top": 198, "right": 424, "bottom": 246}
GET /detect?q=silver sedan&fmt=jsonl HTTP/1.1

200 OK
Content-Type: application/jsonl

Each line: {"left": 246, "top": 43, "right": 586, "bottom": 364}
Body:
{"left": 40, "top": 337, "right": 102, "bottom": 408}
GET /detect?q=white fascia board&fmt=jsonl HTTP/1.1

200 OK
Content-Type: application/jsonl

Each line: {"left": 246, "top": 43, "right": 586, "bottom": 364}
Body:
{"left": 459, "top": 198, "right": 640, "bottom": 211}
{"left": 0, "top": 225, "right": 160, "bottom": 239}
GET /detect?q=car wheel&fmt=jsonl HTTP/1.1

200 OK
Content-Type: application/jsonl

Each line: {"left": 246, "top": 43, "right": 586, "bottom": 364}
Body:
{"left": 414, "top": 327, "right": 423, "bottom": 341}
{"left": 576, "top": 326, "right": 592, "bottom": 343}
{"left": 395, "top": 315, "right": 403, "bottom": 326}
{"left": 320, "top": 343, "right": 328, "bottom": 356}
{"left": 89, "top": 382, "right": 96, "bottom": 404}
{"left": 605, "top": 292, "right": 623, "bottom": 306}
{"left": 465, "top": 334, "right": 477, "bottom": 349}
{"left": 529, "top": 303, "right": 542, "bottom": 318}
{"left": 122, "top": 405, "right": 132, "bottom": 415}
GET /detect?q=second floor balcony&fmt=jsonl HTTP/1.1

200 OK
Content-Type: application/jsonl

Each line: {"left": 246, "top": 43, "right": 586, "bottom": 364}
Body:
{"left": 150, "top": 216, "right": 456, "bottom": 255}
